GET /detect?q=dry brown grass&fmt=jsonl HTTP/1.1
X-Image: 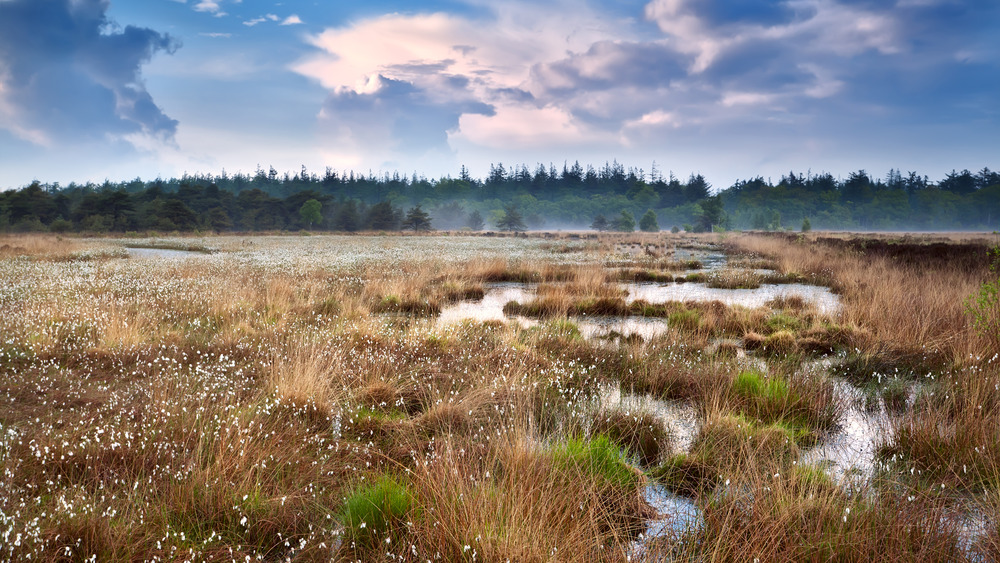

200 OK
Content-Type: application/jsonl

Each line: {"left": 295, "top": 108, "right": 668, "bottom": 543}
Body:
{"left": 652, "top": 473, "right": 969, "bottom": 562}
{"left": 728, "top": 233, "right": 997, "bottom": 362}
{"left": 403, "top": 433, "right": 652, "bottom": 562}
{"left": 0, "top": 233, "right": 84, "bottom": 258}
{"left": 4, "top": 231, "right": 998, "bottom": 561}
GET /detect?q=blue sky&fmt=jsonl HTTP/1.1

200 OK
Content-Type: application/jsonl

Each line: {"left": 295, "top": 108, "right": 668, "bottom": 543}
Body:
{"left": 0, "top": 0, "right": 996, "bottom": 190}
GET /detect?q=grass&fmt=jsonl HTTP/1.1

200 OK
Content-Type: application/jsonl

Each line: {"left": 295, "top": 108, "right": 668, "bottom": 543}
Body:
{"left": 591, "top": 407, "right": 672, "bottom": 466}
{"left": 656, "top": 477, "right": 968, "bottom": 562}
{"left": 2, "top": 231, "right": 999, "bottom": 561}
{"left": 651, "top": 453, "right": 719, "bottom": 497}
{"left": 339, "top": 475, "right": 415, "bottom": 552}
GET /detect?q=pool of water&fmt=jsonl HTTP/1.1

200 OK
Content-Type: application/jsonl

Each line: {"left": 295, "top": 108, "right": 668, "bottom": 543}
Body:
{"left": 799, "top": 379, "right": 890, "bottom": 486}
{"left": 126, "top": 247, "right": 207, "bottom": 259}
{"left": 626, "top": 281, "right": 841, "bottom": 315}
{"left": 598, "top": 384, "right": 700, "bottom": 452}
{"left": 634, "top": 486, "right": 704, "bottom": 554}
{"left": 436, "top": 277, "right": 841, "bottom": 338}
{"left": 436, "top": 283, "right": 534, "bottom": 326}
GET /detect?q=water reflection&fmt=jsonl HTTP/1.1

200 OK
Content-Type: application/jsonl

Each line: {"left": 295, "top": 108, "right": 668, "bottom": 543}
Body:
{"left": 598, "top": 384, "right": 700, "bottom": 451}
{"left": 436, "top": 277, "right": 842, "bottom": 337}
{"left": 799, "top": 379, "right": 889, "bottom": 487}
{"left": 436, "top": 283, "right": 533, "bottom": 325}
{"left": 126, "top": 247, "right": 206, "bottom": 259}
{"left": 627, "top": 281, "right": 841, "bottom": 315}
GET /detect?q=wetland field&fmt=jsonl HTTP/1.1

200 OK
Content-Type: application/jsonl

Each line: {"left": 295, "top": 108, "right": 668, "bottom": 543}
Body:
{"left": 1, "top": 231, "right": 999, "bottom": 562}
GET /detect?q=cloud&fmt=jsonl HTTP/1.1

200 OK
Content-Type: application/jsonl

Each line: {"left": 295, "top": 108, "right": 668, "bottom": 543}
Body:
{"left": 318, "top": 74, "right": 493, "bottom": 158}
{"left": 192, "top": 1, "right": 219, "bottom": 12}
{"left": 295, "top": 4, "right": 625, "bottom": 162}
{"left": 244, "top": 14, "right": 278, "bottom": 27}
{"left": 456, "top": 104, "right": 586, "bottom": 149}
{"left": 0, "top": 0, "right": 179, "bottom": 146}
{"left": 280, "top": 15, "right": 303, "bottom": 26}
{"left": 293, "top": 0, "right": 998, "bottom": 173}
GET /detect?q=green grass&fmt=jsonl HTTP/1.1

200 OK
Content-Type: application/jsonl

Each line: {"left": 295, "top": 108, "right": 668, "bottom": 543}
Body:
{"left": 339, "top": 475, "right": 415, "bottom": 550}
{"left": 689, "top": 414, "right": 801, "bottom": 472}
{"left": 668, "top": 309, "right": 702, "bottom": 331}
{"left": 765, "top": 312, "right": 802, "bottom": 333}
{"left": 551, "top": 435, "right": 641, "bottom": 489}
{"left": 729, "top": 369, "right": 829, "bottom": 443}
{"left": 733, "top": 369, "right": 791, "bottom": 405}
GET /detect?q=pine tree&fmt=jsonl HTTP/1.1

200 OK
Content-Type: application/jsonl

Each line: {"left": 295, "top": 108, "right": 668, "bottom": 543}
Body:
{"left": 367, "top": 201, "right": 400, "bottom": 230}
{"left": 496, "top": 203, "right": 527, "bottom": 232}
{"left": 466, "top": 210, "right": 485, "bottom": 231}
{"left": 614, "top": 210, "right": 635, "bottom": 232}
{"left": 590, "top": 214, "right": 610, "bottom": 231}
{"left": 402, "top": 205, "right": 433, "bottom": 231}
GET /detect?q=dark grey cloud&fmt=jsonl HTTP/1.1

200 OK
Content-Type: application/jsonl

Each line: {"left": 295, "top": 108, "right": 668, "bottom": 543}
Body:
{"left": 320, "top": 75, "right": 493, "bottom": 153}
{"left": 0, "top": 0, "right": 179, "bottom": 142}
{"left": 538, "top": 0, "right": 999, "bottom": 130}
{"left": 695, "top": 0, "right": 796, "bottom": 26}
{"left": 530, "top": 40, "right": 687, "bottom": 95}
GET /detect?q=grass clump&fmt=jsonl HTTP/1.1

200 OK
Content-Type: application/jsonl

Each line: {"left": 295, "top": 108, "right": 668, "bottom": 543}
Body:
{"left": 668, "top": 481, "right": 966, "bottom": 562}
{"left": 544, "top": 318, "right": 583, "bottom": 340}
{"left": 371, "top": 294, "right": 441, "bottom": 316}
{"left": 668, "top": 308, "right": 702, "bottom": 331}
{"left": 590, "top": 407, "right": 672, "bottom": 466}
{"left": 877, "top": 364, "right": 1000, "bottom": 491}
{"left": 727, "top": 369, "right": 835, "bottom": 442}
{"left": 706, "top": 269, "right": 762, "bottom": 289}
{"left": 689, "top": 413, "right": 801, "bottom": 473}
{"left": 765, "top": 312, "right": 803, "bottom": 333}
{"left": 551, "top": 435, "right": 642, "bottom": 489}
{"left": 339, "top": 475, "right": 415, "bottom": 552}
{"left": 651, "top": 453, "right": 719, "bottom": 497}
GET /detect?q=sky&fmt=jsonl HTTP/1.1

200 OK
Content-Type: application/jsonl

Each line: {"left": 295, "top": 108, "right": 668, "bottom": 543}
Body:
{"left": 0, "top": 0, "right": 997, "bottom": 190}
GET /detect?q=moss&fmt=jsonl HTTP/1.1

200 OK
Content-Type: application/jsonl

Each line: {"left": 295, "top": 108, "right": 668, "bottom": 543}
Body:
{"left": 765, "top": 313, "right": 802, "bottom": 333}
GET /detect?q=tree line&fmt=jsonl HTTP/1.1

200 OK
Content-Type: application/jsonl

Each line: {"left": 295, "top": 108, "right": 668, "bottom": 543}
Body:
{"left": 0, "top": 163, "right": 997, "bottom": 233}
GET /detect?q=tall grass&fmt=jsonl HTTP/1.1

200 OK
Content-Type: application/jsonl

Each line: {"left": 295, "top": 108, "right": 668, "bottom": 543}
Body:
{"left": 728, "top": 233, "right": 996, "bottom": 361}
{"left": 2, "top": 232, "right": 998, "bottom": 561}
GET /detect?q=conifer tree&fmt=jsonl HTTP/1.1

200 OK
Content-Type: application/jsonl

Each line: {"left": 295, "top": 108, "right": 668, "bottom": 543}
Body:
{"left": 402, "top": 205, "right": 433, "bottom": 231}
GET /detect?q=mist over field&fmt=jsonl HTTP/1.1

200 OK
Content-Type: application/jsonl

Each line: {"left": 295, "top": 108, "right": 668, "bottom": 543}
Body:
{"left": 1, "top": 163, "right": 998, "bottom": 234}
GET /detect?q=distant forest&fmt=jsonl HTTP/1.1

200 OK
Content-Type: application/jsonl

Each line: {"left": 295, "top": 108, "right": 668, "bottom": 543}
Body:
{"left": 1, "top": 162, "right": 998, "bottom": 233}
